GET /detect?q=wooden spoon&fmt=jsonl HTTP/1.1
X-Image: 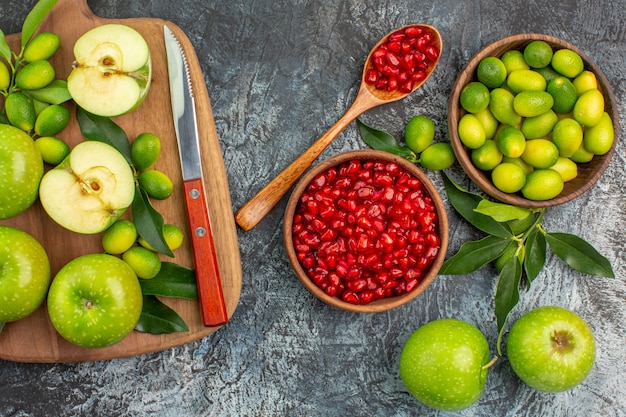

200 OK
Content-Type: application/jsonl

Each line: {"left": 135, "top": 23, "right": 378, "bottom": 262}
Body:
{"left": 235, "top": 24, "right": 442, "bottom": 231}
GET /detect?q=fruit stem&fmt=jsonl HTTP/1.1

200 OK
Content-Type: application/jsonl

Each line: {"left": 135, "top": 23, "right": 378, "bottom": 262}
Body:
{"left": 481, "top": 355, "right": 499, "bottom": 370}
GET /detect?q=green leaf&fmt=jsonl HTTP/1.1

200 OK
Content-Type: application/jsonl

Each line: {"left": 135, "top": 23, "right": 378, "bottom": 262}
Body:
{"left": 135, "top": 295, "right": 189, "bottom": 334}
{"left": 474, "top": 200, "right": 532, "bottom": 223}
{"left": 139, "top": 262, "right": 198, "bottom": 299}
{"left": 24, "top": 79, "right": 71, "bottom": 104}
{"left": 76, "top": 107, "right": 132, "bottom": 163}
{"left": 356, "top": 118, "right": 416, "bottom": 160}
{"left": 544, "top": 232, "right": 615, "bottom": 278}
{"left": 495, "top": 255, "right": 522, "bottom": 355}
{"left": 523, "top": 226, "right": 546, "bottom": 284}
{"left": 21, "top": 0, "right": 59, "bottom": 48}
{"left": 0, "top": 30, "right": 12, "bottom": 63}
{"left": 132, "top": 186, "right": 175, "bottom": 257}
{"left": 440, "top": 235, "right": 511, "bottom": 275}
{"left": 441, "top": 172, "right": 512, "bottom": 238}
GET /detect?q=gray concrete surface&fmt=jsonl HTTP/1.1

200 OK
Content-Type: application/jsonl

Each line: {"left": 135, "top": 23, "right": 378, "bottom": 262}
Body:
{"left": 1, "top": 0, "right": 624, "bottom": 416}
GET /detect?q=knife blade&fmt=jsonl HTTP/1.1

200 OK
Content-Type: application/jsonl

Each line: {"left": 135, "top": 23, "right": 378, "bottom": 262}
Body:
{"left": 164, "top": 25, "right": 228, "bottom": 327}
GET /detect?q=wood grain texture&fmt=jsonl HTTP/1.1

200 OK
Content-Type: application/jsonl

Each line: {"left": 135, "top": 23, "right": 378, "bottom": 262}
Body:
{"left": 0, "top": 0, "right": 241, "bottom": 362}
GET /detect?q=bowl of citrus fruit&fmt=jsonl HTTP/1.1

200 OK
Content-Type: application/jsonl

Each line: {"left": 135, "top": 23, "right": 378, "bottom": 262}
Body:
{"left": 448, "top": 33, "right": 618, "bottom": 207}
{"left": 283, "top": 150, "right": 448, "bottom": 313}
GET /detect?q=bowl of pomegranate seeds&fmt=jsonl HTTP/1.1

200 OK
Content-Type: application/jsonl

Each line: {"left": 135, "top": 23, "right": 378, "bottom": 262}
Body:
{"left": 284, "top": 150, "right": 448, "bottom": 313}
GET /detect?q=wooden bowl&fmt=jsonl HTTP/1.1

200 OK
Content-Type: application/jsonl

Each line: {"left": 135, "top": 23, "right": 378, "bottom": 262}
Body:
{"left": 283, "top": 150, "right": 448, "bottom": 313}
{"left": 448, "top": 34, "right": 619, "bottom": 208}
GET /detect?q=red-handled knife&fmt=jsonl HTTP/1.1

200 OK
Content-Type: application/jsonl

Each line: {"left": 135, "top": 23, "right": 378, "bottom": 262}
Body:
{"left": 164, "top": 25, "right": 228, "bottom": 327}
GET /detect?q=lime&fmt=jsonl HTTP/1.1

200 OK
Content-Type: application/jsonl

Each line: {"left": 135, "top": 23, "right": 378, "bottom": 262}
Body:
{"left": 122, "top": 246, "right": 162, "bottom": 279}
{"left": 573, "top": 89, "right": 604, "bottom": 127}
{"left": 419, "top": 142, "right": 456, "bottom": 170}
{"left": 471, "top": 139, "right": 502, "bottom": 171}
{"left": 138, "top": 170, "right": 174, "bottom": 200}
{"left": 550, "top": 157, "right": 578, "bottom": 182}
{"left": 34, "top": 136, "right": 70, "bottom": 165}
{"left": 102, "top": 219, "right": 138, "bottom": 255}
{"left": 521, "top": 169, "right": 564, "bottom": 201}
{"left": 15, "top": 60, "right": 55, "bottom": 90}
{"left": 521, "top": 139, "right": 559, "bottom": 169}
{"left": 513, "top": 91, "right": 554, "bottom": 117}
{"left": 492, "top": 162, "right": 527, "bottom": 193}
{"left": 5, "top": 92, "right": 36, "bottom": 132}
{"left": 473, "top": 107, "right": 499, "bottom": 139}
{"left": 460, "top": 81, "right": 490, "bottom": 113}
{"left": 131, "top": 132, "right": 161, "bottom": 172}
{"left": 34, "top": 104, "right": 70, "bottom": 137}
{"left": 552, "top": 118, "right": 583, "bottom": 157}
{"left": 477, "top": 56, "right": 507, "bottom": 88}
{"left": 23, "top": 32, "right": 61, "bottom": 62}
{"left": 572, "top": 70, "right": 597, "bottom": 95}
{"left": 583, "top": 112, "right": 614, "bottom": 155}
{"left": 534, "top": 66, "right": 561, "bottom": 84}
{"left": 521, "top": 109, "right": 558, "bottom": 140}
{"left": 507, "top": 69, "right": 547, "bottom": 93}
{"left": 405, "top": 115, "right": 435, "bottom": 153}
{"left": 503, "top": 156, "right": 534, "bottom": 175}
{"left": 547, "top": 76, "right": 578, "bottom": 114}
{"left": 551, "top": 49, "right": 584, "bottom": 78}
{"left": 501, "top": 50, "right": 530, "bottom": 73}
{"left": 0, "top": 62, "right": 10, "bottom": 90}
{"left": 139, "top": 223, "right": 185, "bottom": 252}
{"left": 523, "top": 40, "right": 553, "bottom": 68}
{"left": 496, "top": 126, "right": 526, "bottom": 158}
{"left": 457, "top": 113, "right": 486, "bottom": 149}
{"left": 569, "top": 145, "right": 595, "bottom": 163}
{"left": 489, "top": 88, "right": 522, "bottom": 127}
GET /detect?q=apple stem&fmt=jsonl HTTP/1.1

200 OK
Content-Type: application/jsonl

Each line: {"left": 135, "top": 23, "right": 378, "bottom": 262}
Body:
{"left": 482, "top": 355, "right": 499, "bottom": 370}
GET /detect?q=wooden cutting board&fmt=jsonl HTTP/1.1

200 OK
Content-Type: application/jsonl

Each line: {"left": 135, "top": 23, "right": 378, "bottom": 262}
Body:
{"left": 0, "top": 0, "right": 242, "bottom": 362}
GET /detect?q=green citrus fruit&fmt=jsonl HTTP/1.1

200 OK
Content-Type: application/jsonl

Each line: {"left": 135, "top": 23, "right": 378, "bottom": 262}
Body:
{"left": 5, "top": 92, "right": 36, "bottom": 132}
{"left": 122, "top": 246, "right": 162, "bottom": 279}
{"left": 102, "top": 219, "right": 138, "bottom": 255}
{"left": 534, "top": 66, "right": 561, "bottom": 84}
{"left": 138, "top": 170, "right": 174, "bottom": 200}
{"left": 471, "top": 139, "right": 502, "bottom": 171}
{"left": 572, "top": 70, "right": 597, "bottom": 95}
{"left": 491, "top": 162, "right": 527, "bottom": 193}
{"left": 503, "top": 156, "right": 534, "bottom": 175}
{"left": 496, "top": 126, "right": 526, "bottom": 158}
{"left": 34, "top": 136, "right": 70, "bottom": 165}
{"left": 405, "top": 115, "right": 435, "bottom": 153}
{"left": 521, "top": 169, "right": 564, "bottom": 200}
{"left": 131, "top": 132, "right": 161, "bottom": 172}
{"left": 489, "top": 88, "right": 522, "bottom": 127}
{"left": 573, "top": 89, "right": 604, "bottom": 127}
{"left": 507, "top": 69, "right": 546, "bottom": 93}
{"left": 477, "top": 56, "right": 507, "bottom": 88}
{"left": 15, "top": 60, "right": 55, "bottom": 90}
{"left": 547, "top": 76, "right": 578, "bottom": 114}
{"left": 523, "top": 40, "right": 553, "bottom": 69}
{"left": 458, "top": 113, "right": 487, "bottom": 149}
{"left": 473, "top": 107, "right": 499, "bottom": 139}
{"left": 0, "top": 62, "right": 10, "bottom": 90}
{"left": 501, "top": 50, "right": 530, "bottom": 73}
{"left": 552, "top": 118, "right": 583, "bottom": 157}
{"left": 460, "top": 81, "right": 490, "bottom": 113}
{"left": 34, "top": 104, "right": 70, "bottom": 137}
{"left": 551, "top": 48, "right": 584, "bottom": 78}
{"left": 569, "top": 145, "right": 595, "bottom": 163}
{"left": 521, "top": 139, "right": 559, "bottom": 169}
{"left": 138, "top": 223, "right": 185, "bottom": 252}
{"left": 583, "top": 112, "right": 614, "bottom": 155}
{"left": 419, "top": 142, "right": 456, "bottom": 170}
{"left": 513, "top": 91, "right": 554, "bottom": 117}
{"left": 550, "top": 157, "right": 578, "bottom": 182}
{"left": 23, "top": 32, "right": 61, "bottom": 62}
{"left": 521, "top": 109, "right": 558, "bottom": 140}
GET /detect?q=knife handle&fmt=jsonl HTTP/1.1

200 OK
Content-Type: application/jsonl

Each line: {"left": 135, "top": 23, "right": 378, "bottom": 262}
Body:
{"left": 183, "top": 178, "right": 228, "bottom": 327}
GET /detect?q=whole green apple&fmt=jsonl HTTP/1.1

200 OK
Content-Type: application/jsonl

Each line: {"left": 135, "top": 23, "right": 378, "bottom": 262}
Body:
{"left": 506, "top": 305, "right": 596, "bottom": 392}
{"left": 47, "top": 253, "right": 143, "bottom": 348}
{"left": 0, "top": 124, "right": 44, "bottom": 219}
{"left": 0, "top": 226, "right": 51, "bottom": 323}
{"left": 399, "top": 318, "right": 496, "bottom": 411}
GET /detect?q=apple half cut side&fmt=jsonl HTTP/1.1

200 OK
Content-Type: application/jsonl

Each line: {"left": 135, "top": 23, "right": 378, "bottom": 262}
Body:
{"left": 39, "top": 141, "right": 135, "bottom": 234}
{"left": 67, "top": 24, "right": 152, "bottom": 117}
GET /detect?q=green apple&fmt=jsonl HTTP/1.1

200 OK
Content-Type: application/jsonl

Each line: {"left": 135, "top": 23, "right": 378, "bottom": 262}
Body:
{"left": 399, "top": 318, "right": 497, "bottom": 411}
{"left": 39, "top": 140, "right": 135, "bottom": 234}
{"left": 0, "top": 124, "right": 44, "bottom": 219}
{"left": 47, "top": 253, "right": 143, "bottom": 348}
{"left": 67, "top": 23, "right": 152, "bottom": 117}
{"left": 506, "top": 306, "right": 596, "bottom": 392}
{"left": 0, "top": 226, "right": 51, "bottom": 323}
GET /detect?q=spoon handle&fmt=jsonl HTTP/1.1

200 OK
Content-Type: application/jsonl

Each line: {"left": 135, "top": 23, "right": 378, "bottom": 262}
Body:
{"left": 235, "top": 88, "right": 379, "bottom": 231}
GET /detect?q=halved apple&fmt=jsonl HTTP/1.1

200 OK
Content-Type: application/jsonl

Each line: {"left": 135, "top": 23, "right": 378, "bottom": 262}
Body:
{"left": 67, "top": 24, "right": 152, "bottom": 117}
{"left": 39, "top": 141, "right": 135, "bottom": 234}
